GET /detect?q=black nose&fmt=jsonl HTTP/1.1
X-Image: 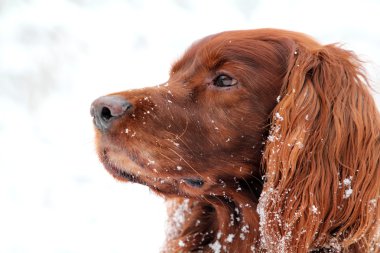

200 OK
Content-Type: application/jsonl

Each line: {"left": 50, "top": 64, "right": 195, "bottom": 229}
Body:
{"left": 90, "top": 95, "right": 132, "bottom": 131}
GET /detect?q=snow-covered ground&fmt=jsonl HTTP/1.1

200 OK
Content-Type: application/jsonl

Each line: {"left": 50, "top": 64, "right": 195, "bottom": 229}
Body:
{"left": 0, "top": 0, "right": 379, "bottom": 252}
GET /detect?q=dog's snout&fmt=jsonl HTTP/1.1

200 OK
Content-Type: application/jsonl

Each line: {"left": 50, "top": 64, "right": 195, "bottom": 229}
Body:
{"left": 90, "top": 95, "right": 132, "bottom": 131}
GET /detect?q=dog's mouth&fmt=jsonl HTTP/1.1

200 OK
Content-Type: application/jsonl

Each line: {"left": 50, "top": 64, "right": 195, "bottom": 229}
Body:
{"left": 103, "top": 161, "right": 182, "bottom": 195}
{"left": 100, "top": 148, "right": 203, "bottom": 195}
{"left": 98, "top": 147, "right": 263, "bottom": 202}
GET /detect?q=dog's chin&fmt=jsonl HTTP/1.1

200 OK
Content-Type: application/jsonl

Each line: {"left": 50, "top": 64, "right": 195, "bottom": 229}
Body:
{"left": 98, "top": 148, "right": 212, "bottom": 197}
{"left": 99, "top": 153, "right": 183, "bottom": 196}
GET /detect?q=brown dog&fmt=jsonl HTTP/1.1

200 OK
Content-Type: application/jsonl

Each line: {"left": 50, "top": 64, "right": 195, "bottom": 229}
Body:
{"left": 91, "top": 29, "right": 380, "bottom": 252}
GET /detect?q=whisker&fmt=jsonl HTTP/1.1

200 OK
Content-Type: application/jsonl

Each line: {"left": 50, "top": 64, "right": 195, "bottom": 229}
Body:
{"left": 177, "top": 117, "right": 189, "bottom": 139}
{"left": 157, "top": 151, "right": 178, "bottom": 165}
{"left": 168, "top": 147, "right": 203, "bottom": 178}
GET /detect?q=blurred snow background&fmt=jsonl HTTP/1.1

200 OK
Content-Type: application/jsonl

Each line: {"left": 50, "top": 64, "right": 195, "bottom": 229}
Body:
{"left": 0, "top": 0, "right": 379, "bottom": 252}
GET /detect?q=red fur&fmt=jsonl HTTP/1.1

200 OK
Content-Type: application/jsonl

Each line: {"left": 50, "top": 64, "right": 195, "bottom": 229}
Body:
{"left": 92, "top": 29, "right": 380, "bottom": 252}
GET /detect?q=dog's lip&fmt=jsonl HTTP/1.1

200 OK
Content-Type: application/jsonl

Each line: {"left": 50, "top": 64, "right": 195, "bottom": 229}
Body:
{"left": 103, "top": 161, "right": 141, "bottom": 183}
{"left": 100, "top": 152, "right": 175, "bottom": 188}
{"left": 102, "top": 161, "right": 187, "bottom": 196}
{"left": 183, "top": 178, "right": 204, "bottom": 188}
{"left": 99, "top": 149, "right": 209, "bottom": 196}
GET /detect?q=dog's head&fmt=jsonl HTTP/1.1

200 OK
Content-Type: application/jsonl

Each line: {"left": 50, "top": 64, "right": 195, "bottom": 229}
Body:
{"left": 90, "top": 29, "right": 301, "bottom": 197}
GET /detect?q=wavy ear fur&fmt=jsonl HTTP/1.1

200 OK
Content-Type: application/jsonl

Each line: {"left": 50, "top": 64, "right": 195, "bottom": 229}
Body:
{"left": 259, "top": 43, "right": 380, "bottom": 252}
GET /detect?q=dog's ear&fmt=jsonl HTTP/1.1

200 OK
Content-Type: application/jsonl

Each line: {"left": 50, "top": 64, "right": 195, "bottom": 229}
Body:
{"left": 260, "top": 42, "right": 380, "bottom": 252}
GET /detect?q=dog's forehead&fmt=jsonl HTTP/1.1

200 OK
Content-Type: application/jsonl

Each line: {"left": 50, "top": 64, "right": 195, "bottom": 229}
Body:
{"left": 170, "top": 29, "right": 320, "bottom": 77}
{"left": 171, "top": 31, "right": 256, "bottom": 74}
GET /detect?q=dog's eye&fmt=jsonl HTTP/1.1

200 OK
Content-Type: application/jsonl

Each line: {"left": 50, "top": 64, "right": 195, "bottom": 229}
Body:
{"left": 213, "top": 75, "right": 237, "bottom": 87}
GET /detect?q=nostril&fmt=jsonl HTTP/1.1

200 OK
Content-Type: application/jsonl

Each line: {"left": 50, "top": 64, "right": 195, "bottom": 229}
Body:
{"left": 101, "top": 107, "right": 113, "bottom": 121}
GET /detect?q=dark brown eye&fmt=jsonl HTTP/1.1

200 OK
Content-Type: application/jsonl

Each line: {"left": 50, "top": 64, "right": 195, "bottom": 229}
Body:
{"left": 213, "top": 75, "right": 237, "bottom": 87}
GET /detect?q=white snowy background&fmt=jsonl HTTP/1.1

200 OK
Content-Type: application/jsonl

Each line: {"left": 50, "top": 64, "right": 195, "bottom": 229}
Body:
{"left": 0, "top": 0, "right": 379, "bottom": 252}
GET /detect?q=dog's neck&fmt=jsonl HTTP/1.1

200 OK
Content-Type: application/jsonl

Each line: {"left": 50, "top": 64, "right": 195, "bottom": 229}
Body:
{"left": 163, "top": 180, "right": 262, "bottom": 252}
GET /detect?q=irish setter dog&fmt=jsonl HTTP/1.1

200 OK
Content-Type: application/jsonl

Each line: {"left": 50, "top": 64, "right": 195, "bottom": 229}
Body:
{"left": 91, "top": 29, "right": 380, "bottom": 252}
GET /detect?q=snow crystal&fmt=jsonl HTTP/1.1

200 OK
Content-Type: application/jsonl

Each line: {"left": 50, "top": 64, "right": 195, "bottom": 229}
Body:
{"left": 305, "top": 114, "right": 310, "bottom": 121}
{"left": 343, "top": 178, "right": 352, "bottom": 186}
{"left": 369, "top": 198, "right": 377, "bottom": 206}
{"left": 176, "top": 166, "right": 183, "bottom": 171}
{"left": 267, "top": 119, "right": 282, "bottom": 143}
{"left": 342, "top": 177, "right": 353, "bottom": 199}
{"left": 275, "top": 112, "right": 284, "bottom": 121}
{"left": 241, "top": 225, "right": 249, "bottom": 233}
{"left": 229, "top": 214, "right": 235, "bottom": 227}
{"left": 209, "top": 240, "right": 222, "bottom": 253}
{"left": 276, "top": 95, "right": 281, "bottom": 103}
{"left": 167, "top": 100, "right": 173, "bottom": 103}
{"left": 125, "top": 128, "right": 129, "bottom": 134}
{"left": 226, "top": 138, "right": 231, "bottom": 142}
{"left": 147, "top": 160, "right": 155, "bottom": 166}
{"left": 178, "top": 240, "right": 185, "bottom": 247}
{"left": 240, "top": 224, "right": 249, "bottom": 240}
{"left": 225, "top": 234, "right": 235, "bottom": 243}
{"left": 344, "top": 188, "right": 353, "bottom": 199}
{"left": 267, "top": 135, "right": 275, "bottom": 142}
{"left": 311, "top": 205, "right": 318, "bottom": 214}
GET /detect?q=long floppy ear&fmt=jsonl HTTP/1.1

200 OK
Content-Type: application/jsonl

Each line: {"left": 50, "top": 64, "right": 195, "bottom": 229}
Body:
{"left": 259, "top": 43, "right": 380, "bottom": 252}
